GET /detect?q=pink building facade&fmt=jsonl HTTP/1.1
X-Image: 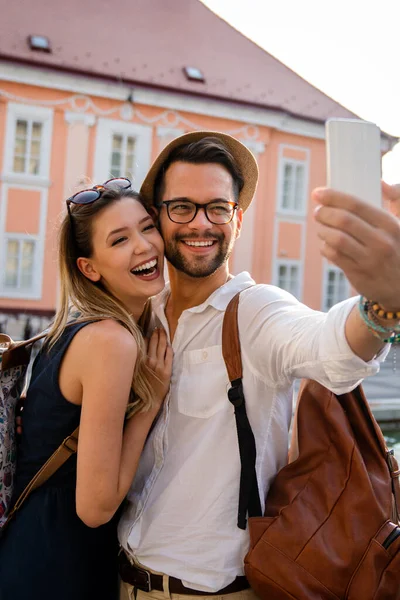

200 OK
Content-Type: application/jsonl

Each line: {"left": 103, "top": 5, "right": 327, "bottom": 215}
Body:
{"left": 0, "top": 0, "right": 396, "bottom": 338}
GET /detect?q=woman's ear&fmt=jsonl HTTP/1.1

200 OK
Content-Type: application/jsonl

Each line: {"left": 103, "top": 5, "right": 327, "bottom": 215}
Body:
{"left": 76, "top": 257, "right": 101, "bottom": 282}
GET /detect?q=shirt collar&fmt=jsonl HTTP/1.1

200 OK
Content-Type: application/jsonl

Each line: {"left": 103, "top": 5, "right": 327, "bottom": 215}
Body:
{"left": 152, "top": 271, "right": 255, "bottom": 316}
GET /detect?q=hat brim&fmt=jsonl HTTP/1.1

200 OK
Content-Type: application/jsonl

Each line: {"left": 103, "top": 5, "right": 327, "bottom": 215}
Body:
{"left": 140, "top": 131, "right": 259, "bottom": 212}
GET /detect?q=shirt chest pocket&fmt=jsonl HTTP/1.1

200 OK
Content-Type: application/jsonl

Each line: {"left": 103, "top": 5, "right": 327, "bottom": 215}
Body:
{"left": 178, "top": 345, "right": 229, "bottom": 418}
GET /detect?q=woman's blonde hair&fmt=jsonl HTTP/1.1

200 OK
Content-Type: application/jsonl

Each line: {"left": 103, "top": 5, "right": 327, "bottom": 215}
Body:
{"left": 46, "top": 187, "right": 158, "bottom": 415}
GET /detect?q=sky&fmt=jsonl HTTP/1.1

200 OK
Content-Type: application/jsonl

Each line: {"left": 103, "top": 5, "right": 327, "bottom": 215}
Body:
{"left": 201, "top": 0, "right": 400, "bottom": 183}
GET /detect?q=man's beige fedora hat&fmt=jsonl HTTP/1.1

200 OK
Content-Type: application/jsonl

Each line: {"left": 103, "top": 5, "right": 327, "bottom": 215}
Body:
{"left": 140, "top": 130, "right": 259, "bottom": 213}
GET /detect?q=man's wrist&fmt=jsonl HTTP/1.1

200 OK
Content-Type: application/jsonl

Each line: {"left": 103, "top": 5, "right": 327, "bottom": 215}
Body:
{"left": 358, "top": 297, "right": 400, "bottom": 344}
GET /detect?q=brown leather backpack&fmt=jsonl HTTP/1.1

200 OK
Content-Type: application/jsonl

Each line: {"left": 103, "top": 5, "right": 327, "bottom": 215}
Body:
{"left": 222, "top": 291, "right": 400, "bottom": 600}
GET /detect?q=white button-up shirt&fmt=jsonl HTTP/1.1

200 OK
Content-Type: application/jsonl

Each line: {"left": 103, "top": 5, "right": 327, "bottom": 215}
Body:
{"left": 118, "top": 272, "right": 386, "bottom": 592}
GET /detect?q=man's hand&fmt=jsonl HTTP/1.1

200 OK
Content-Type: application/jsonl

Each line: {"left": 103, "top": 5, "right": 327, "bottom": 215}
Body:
{"left": 382, "top": 181, "right": 400, "bottom": 218}
{"left": 313, "top": 185, "right": 400, "bottom": 311}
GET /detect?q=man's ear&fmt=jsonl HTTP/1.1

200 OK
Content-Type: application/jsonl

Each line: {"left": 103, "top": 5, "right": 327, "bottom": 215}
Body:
{"left": 235, "top": 207, "right": 243, "bottom": 239}
{"left": 148, "top": 205, "right": 161, "bottom": 230}
{"left": 76, "top": 257, "right": 101, "bottom": 282}
{"left": 148, "top": 205, "right": 159, "bottom": 221}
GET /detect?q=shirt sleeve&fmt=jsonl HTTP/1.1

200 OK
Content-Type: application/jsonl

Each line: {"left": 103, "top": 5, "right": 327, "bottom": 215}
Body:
{"left": 238, "top": 285, "right": 389, "bottom": 394}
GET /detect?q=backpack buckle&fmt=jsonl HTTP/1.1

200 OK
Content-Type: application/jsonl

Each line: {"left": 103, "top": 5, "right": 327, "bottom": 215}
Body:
{"left": 228, "top": 379, "right": 244, "bottom": 407}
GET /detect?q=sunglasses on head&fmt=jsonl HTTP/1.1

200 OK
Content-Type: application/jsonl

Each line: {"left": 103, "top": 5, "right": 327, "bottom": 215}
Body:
{"left": 66, "top": 177, "right": 132, "bottom": 217}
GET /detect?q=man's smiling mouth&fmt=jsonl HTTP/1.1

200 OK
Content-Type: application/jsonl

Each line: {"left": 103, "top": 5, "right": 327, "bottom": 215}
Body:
{"left": 183, "top": 241, "right": 215, "bottom": 247}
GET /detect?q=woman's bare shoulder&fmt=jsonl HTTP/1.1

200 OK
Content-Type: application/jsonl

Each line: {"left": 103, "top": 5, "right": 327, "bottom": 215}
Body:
{"left": 72, "top": 319, "right": 138, "bottom": 362}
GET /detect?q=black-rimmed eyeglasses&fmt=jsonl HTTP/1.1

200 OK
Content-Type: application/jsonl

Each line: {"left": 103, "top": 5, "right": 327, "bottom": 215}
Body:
{"left": 161, "top": 200, "right": 238, "bottom": 225}
{"left": 66, "top": 177, "right": 131, "bottom": 217}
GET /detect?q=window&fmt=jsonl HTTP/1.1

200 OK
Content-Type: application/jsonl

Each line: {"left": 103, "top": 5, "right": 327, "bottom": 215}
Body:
{"left": 3, "top": 237, "right": 37, "bottom": 293}
{"left": 278, "top": 158, "right": 307, "bottom": 213}
{"left": 13, "top": 119, "right": 43, "bottom": 175}
{"left": 94, "top": 120, "right": 152, "bottom": 188}
{"left": 323, "top": 266, "right": 349, "bottom": 311}
{"left": 110, "top": 134, "right": 136, "bottom": 179}
{"left": 3, "top": 103, "right": 53, "bottom": 182}
{"left": 276, "top": 260, "right": 301, "bottom": 298}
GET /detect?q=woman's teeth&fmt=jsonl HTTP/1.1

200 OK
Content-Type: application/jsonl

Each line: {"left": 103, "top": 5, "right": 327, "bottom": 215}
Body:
{"left": 131, "top": 258, "right": 158, "bottom": 275}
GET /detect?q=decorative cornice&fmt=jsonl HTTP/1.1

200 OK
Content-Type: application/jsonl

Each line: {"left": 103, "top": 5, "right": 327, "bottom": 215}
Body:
{"left": 64, "top": 111, "right": 96, "bottom": 126}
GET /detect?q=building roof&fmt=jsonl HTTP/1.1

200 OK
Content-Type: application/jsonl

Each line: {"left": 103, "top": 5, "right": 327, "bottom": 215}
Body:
{"left": 0, "top": 0, "right": 377, "bottom": 124}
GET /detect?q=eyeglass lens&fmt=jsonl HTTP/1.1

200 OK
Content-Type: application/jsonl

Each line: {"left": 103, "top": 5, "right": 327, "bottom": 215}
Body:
{"left": 69, "top": 178, "right": 131, "bottom": 205}
{"left": 167, "top": 201, "right": 235, "bottom": 224}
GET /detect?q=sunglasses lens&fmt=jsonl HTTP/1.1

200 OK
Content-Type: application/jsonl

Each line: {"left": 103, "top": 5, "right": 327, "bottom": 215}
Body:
{"left": 70, "top": 190, "right": 100, "bottom": 205}
{"left": 104, "top": 178, "right": 131, "bottom": 190}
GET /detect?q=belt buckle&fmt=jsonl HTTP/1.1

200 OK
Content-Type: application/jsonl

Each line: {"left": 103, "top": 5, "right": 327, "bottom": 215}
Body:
{"left": 133, "top": 565, "right": 152, "bottom": 593}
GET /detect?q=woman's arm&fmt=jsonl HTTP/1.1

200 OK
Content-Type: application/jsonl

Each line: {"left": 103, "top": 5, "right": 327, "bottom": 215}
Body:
{"left": 72, "top": 320, "right": 171, "bottom": 527}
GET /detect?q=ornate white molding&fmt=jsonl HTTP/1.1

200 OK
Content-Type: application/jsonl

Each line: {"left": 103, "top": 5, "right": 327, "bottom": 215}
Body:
{"left": 0, "top": 60, "right": 344, "bottom": 147}
{"left": 0, "top": 82, "right": 268, "bottom": 148}
{"left": 157, "top": 126, "right": 184, "bottom": 139}
{"left": 64, "top": 111, "right": 96, "bottom": 126}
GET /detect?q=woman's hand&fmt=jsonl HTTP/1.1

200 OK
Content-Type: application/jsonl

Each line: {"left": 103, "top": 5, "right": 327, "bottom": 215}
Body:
{"left": 146, "top": 328, "right": 173, "bottom": 410}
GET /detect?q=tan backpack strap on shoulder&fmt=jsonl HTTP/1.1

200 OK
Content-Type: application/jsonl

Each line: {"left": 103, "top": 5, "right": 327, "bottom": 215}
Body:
{"left": 222, "top": 289, "right": 261, "bottom": 530}
{"left": 5, "top": 426, "right": 79, "bottom": 527}
{"left": 2, "top": 320, "right": 87, "bottom": 370}
{"left": 1, "top": 332, "right": 48, "bottom": 371}
{"left": 222, "top": 292, "right": 243, "bottom": 381}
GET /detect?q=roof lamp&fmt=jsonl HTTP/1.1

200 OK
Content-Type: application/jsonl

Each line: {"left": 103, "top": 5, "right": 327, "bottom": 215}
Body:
{"left": 28, "top": 35, "right": 51, "bottom": 52}
{"left": 183, "top": 66, "right": 205, "bottom": 82}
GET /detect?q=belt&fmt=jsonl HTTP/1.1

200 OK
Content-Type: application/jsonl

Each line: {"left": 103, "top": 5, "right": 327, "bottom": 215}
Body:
{"left": 119, "top": 552, "right": 250, "bottom": 596}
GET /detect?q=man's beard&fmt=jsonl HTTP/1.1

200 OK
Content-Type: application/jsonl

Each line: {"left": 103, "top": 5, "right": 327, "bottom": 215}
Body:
{"left": 163, "top": 232, "right": 233, "bottom": 278}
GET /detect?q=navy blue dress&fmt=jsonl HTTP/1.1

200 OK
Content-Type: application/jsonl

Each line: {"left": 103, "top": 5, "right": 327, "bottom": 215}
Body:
{"left": 0, "top": 323, "right": 119, "bottom": 600}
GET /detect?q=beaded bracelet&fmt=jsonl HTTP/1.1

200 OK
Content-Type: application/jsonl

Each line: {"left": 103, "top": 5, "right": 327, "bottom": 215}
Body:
{"left": 358, "top": 297, "right": 400, "bottom": 344}
{"left": 369, "top": 302, "right": 400, "bottom": 321}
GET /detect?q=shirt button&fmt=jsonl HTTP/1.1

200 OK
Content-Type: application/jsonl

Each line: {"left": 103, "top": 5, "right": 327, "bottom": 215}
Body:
{"left": 202, "top": 351, "right": 208, "bottom": 360}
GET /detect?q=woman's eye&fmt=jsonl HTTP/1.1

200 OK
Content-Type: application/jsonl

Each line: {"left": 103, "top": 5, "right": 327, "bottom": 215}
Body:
{"left": 143, "top": 224, "right": 156, "bottom": 232}
{"left": 111, "top": 236, "right": 127, "bottom": 246}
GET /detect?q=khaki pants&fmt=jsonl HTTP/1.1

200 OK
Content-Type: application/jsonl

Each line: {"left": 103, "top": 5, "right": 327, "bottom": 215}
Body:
{"left": 120, "top": 584, "right": 259, "bottom": 600}
{"left": 119, "top": 562, "right": 259, "bottom": 600}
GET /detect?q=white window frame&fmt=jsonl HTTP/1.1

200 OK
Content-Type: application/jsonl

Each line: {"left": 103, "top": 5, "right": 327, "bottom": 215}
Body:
{"left": 274, "top": 259, "right": 302, "bottom": 299}
{"left": 276, "top": 147, "right": 309, "bottom": 216}
{"left": 321, "top": 264, "right": 350, "bottom": 311}
{"left": 93, "top": 119, "right": 152, "bottom": 188}
{"left": 0, "top": 233, "right": 41, "bottom": 299}
{"left": 2, "top": 103, "right": 53, "bottom": 185}
{"left": 0, "top": 182, "right": 47, "bottom": 300}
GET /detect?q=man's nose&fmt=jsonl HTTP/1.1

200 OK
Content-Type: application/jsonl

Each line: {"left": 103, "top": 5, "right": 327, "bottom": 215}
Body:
{"left": 188, "top": 206, "right": 213, "bottom": 229}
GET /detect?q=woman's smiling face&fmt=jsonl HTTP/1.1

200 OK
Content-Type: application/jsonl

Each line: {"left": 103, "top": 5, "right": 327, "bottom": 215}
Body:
{"left": 78, "top": 197, "right": 165, "bottom": 315}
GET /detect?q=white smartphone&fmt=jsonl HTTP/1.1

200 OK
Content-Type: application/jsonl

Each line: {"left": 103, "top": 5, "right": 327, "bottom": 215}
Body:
{"left": 326, "top": 118, "right": 382, "bottom": 209}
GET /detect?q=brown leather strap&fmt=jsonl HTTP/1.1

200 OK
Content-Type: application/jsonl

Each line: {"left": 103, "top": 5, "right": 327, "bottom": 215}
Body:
{"left": 222, "top": 292, "right": 242, "bottom": 382}
{"left": 222, "top": 289, "right": 261, "bottom": 530}
{"left": 353, "top": 387, "right": 400, "bottom": 524}
{"left": 4, "top": 427, "right": 79, "bottom": 527}
{"left": 387, "top": 450, "right": 400, "bottom": 524}
{"left": 119, "top": 552, "right": 249, "bottom": 595}
{"left": 1, "top": 332, "right": 48, "bottom": 370}
{"left": 2, "top": 319, "right": 90, "bottom": 528}
{"left": 1, "top": 320, "right": 88, "bottom": 370}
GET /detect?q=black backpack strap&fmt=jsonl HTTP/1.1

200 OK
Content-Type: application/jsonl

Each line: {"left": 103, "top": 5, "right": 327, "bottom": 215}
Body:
{"left": 222, "top": 291, "right": 262, "bottom": 530}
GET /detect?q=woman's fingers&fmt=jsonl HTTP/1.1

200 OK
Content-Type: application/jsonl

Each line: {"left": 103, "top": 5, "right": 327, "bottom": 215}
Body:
{"left": 147, "top": 328, "right": 171, "bottom": 374}
{"left": 155, "top": 328, "right": 167, "bottom": 362}
{"left": 146, "top": 328, "right": 159, "bottom": 370}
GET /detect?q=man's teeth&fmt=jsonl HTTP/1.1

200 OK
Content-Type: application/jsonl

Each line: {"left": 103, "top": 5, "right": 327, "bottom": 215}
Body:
{"left": 184, "top": 241, "right": 214, "bottom": 247}
{"left": 132, "top": 259, "right": 157, "bottom": 273}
